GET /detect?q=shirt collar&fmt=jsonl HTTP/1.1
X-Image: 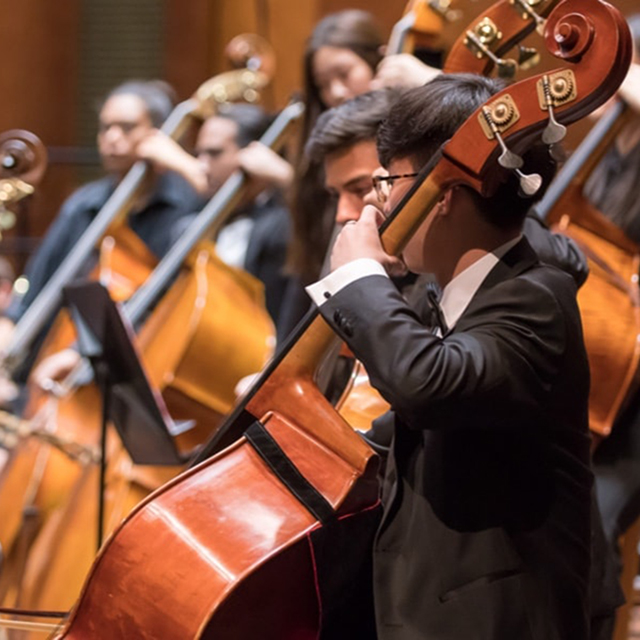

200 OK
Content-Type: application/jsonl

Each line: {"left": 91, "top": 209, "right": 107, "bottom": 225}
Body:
{"left": 439, "top": 234, "right": 522, "bottom": 330}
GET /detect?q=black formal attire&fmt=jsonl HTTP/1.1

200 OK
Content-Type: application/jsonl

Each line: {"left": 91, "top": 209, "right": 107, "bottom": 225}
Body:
{"left": 316, "top": 238, "right": 593, "bottom": 639}
{"left": 239, "top": 197, "right": 291, "bottom": 329}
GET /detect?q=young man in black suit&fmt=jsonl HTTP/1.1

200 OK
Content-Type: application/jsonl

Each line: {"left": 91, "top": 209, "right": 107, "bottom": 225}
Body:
{"left": 306, "top": 74, "right": 594, "bottom": 639}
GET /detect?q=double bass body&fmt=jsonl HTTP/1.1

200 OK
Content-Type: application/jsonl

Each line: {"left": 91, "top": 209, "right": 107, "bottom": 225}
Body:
{"left": 9, "top": 242, "right": 275, "bottom": 615}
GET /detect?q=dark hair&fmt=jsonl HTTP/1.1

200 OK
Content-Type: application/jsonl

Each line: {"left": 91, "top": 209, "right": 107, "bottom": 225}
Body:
{"left": 377, "top": 74, "right": 506, "bottom": 169}
{"left": 305, "top": 89, "right": 396, "bottom": 163}
{"left": 302, "top": 10, "right": 384, "bottom": 145}
{"left": 288, "top": 11, "right": 385, "bottom": 281}
{"left": 101, "top": 80, "right": 176, "bottom": 128}
{"left": 377, "top": 74, "right": 557, "bottom": 229}
{"left": 217, "top": 103, "right": 272, "bottom": 148}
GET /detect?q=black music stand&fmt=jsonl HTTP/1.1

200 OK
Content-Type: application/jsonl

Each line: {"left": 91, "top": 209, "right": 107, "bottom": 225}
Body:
{"left": 64, "top": 281, "right": 195, "bottom": 549}
{"left": 63, "top": 281, "right": 193, "bottom": 467}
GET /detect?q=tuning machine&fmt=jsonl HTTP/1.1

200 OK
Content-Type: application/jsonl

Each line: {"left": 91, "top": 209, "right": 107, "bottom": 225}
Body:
{"left": 479, "top": 96, "right": 542, "bottom": 197}
{"left": 464, "top": 18, "right": 518, "bottom": 79}
{"left": 510, "top": 0, "right": 547, "bottom": 35}
{"left": 537, "top": 70, "right": 576, "bottom": 160}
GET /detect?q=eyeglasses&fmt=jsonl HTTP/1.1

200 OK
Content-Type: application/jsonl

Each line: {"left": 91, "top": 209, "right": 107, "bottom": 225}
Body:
{"left": 372, "top": 173, "right": 419, "bottom": 204}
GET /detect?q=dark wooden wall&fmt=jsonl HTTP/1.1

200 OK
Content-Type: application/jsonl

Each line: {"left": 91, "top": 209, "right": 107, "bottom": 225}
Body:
{"left": 0, "top": 0, "right": 81, "bottom": 268}
{"left": 1, "top": 0, "right": 637, "bottom": 273}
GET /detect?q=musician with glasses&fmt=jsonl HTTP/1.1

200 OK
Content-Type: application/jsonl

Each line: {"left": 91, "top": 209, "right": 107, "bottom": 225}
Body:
{"left": 306, "top": 74, "right": 593, "bottom": 640}
{"left": 0, "top": 80, "right": 201, "bottom": 406}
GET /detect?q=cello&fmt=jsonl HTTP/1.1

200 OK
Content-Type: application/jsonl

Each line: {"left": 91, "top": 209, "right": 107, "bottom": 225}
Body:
{"left": 45, "top": 2, "right": 629, "bottom": 637}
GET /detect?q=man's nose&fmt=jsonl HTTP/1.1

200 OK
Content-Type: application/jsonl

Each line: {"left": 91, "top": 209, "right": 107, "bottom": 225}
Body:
{"left": 362, "top": 186, "right": 379, "bottom": 208}
{"left": 335, "top": 195, "right": 361, "bottom": 225}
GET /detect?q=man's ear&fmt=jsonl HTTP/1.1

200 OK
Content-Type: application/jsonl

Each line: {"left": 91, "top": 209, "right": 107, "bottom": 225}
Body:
{"left": 436, "top": 189, "right": 455, "bottom": 216}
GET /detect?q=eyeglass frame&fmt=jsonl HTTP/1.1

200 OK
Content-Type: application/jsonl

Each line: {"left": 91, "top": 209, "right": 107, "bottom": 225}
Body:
{"left": 372, "top": 172, "right": 420, "bottom": 204}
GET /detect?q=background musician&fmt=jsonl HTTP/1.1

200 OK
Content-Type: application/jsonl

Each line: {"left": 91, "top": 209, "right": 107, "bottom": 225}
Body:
{"left": 0, "top": 80, "right": 202, "bottom": 403}
{"left": 137, "top": 103, "right": 294, "bottom": 330}
{"left": 281, "top": 10, "right": 441, "bottom": 340}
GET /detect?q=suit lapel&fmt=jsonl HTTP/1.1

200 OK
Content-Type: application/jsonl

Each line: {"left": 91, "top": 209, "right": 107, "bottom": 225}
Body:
{"left": 442, "top": 237, "right": 540, "bottom": 337}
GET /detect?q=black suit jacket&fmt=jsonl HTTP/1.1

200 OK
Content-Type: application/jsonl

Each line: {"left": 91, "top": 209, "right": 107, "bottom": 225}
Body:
{"left": 319, "top": 239, "right": 593, "bottom": 640}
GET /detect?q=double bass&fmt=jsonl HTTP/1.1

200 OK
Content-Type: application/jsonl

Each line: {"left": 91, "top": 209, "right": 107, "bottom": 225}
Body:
{"left": 43, "top": 1, "right": 629, "bottom": 637}
{"left": 533, "top": 101, "right": 640, "bottom": 439}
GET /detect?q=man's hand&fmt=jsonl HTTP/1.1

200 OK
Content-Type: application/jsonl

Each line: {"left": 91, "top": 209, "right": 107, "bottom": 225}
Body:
{"left": 330, "top": 205, "right": 407, "bottom": 277}
{"left": 237, "top": 142, "right": 294, "bottom": 190}
{"left": 136, "top": 130, "right": 208, "bottom": 194}
{"left": 31, "top": 349, "right": 82, "bottom": 394}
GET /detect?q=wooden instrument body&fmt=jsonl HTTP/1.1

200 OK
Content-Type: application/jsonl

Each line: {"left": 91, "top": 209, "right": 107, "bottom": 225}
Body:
{"left": 333, "top": 349, "right": 390, "bottom": 432}
{"left": 548, "top": 185, "right": 640, "bottom": 437}
{"left": 0, "top": 228, "right": 154, "bottom": 559}
{"left": 4, "top": 242, "right": 275, "bottom": 616}
{"left": 54, "top": 405, "right": 379, "bottom": 639}
{"left": 0, "top": 102, "right": 306, "bottom": 622}
{"left": 139, "top": 242, "right": 275, "bottom": 447}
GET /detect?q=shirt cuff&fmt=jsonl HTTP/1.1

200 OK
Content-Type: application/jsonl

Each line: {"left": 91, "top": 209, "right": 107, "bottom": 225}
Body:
{"left": 305, "top": 258, "right": 388, "bottom": 307}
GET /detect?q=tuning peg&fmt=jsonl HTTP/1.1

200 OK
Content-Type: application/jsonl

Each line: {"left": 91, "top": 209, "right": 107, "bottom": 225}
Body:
{"left": 1, "top": 154, "right": 17, "bottom": 171}
{"left": 481, "top": 105, "right": 542, "bottom": 198}
{"left": 464, "top": 22, "right": 518, "bottom": 80}
{"left": 497, "top": 59, "right": 518, "bottom": 80}
{"left": 428, "top": 0, "right": 463, "bottom": 22}
{"left": 518, "top": 46, "right": 540, "bottom": 70}
{"left": 517, "top": 171, "right": 543, "bottom": 197}
{"left": 511, "top": 0, "right": 546, "bottom": 35}
{"left": 549, "top": 144, "right": 567, "bottom": 163}
{"left": 497, "top": 144, "right": 523, "bottom": 170}
{"left": 539, "top": 74, "right": 569, "bottom": 153}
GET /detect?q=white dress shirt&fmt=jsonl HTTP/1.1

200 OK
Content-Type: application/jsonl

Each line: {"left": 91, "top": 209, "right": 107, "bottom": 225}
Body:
{"left": 306, "top": 236, "right": 522, "bottom": 332}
